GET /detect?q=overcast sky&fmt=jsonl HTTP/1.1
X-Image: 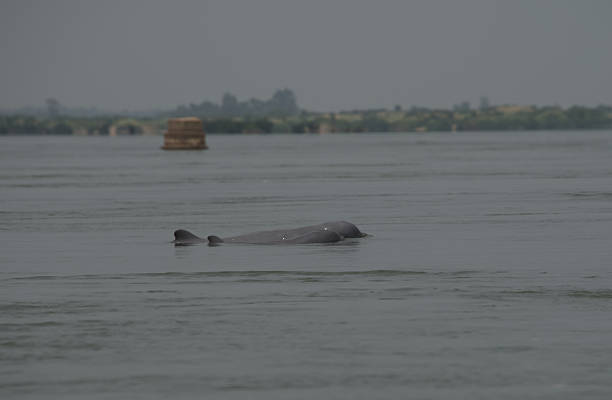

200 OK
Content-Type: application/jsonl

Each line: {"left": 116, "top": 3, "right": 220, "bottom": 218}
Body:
{"left": 1, "top": 0, "right": 611, "bottom": 111}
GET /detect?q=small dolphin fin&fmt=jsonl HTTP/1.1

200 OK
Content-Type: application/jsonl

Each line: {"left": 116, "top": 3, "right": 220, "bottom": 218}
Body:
{"left": 207, "top": 235, "right": 224, "bottom": 245}
{"left": 173, "top": 229, "right": 203, "bottom": 243}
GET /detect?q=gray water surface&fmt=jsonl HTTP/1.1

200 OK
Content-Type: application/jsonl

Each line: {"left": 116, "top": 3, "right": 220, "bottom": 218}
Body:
{"left": 1, "top": 132, "right": 612, "bottom": 399}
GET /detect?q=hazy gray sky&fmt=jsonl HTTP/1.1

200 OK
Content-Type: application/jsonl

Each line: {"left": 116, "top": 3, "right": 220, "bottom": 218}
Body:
{"left": 1, "top": 0, "right": 611, "bottom": 111}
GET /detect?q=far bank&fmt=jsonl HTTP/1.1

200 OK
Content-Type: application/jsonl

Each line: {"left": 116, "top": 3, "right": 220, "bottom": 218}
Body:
{"left": 1, "top": 104, "right": 611, "bottom": 135}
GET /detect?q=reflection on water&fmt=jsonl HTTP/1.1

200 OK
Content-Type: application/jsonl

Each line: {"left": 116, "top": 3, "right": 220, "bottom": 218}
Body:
{"left": 1, "top": 131, "right": 612, "bottom": 399}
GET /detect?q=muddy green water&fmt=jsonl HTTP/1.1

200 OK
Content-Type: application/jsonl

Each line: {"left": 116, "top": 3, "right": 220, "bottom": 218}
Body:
{"left": 2, "top": 131, "right": 612, "bottom": 399}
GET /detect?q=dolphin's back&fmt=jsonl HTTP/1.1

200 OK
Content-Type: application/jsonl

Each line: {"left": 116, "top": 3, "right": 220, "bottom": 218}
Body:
{"left": 172, "top": 221, "right": 365, "bottom": 245}
{"left": 289, "top": 230, "right": 342, "bottom": 244}
{"left": 223, "top": 221, "right": 364, "bottom": 244}
{"left": 223, "top": 230, "right": 290, "bottom": 244}
{"left": 223, "top": 229, "right": 342, "bottom": 244}
{"left": 315, "top": 221, "right": 366, "bottom": 238}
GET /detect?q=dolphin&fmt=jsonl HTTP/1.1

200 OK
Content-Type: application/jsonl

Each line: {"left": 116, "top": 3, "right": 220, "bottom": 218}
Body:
{"left": 172, "top": 221, "right": 366, "bottom": 246}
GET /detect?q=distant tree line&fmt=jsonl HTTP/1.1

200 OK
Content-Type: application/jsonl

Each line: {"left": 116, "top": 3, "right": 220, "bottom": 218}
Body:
{"left": 185, "top": 104, "right": 612, "bottom": 133}
{"left": 0, "top": 97, "right": 164, "bottom": 119}
{"left": 310, "top": 105, "right": 612, "bottom": 133}
{"left": 170, "top": 89, "right": 300, "bottom": 118}
{"left": 1, "top": 98, "right": 611, "bottom": 135}
{"left": 0, "top": 116, "right": 161, "bottom": 135}
{"left": 0, "top": 115, "right": 75, "bottom": 135}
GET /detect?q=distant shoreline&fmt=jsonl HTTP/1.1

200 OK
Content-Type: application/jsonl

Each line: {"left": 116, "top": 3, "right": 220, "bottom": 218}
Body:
{"left": 2, "top": 104, "right": 611, "bottom": 135}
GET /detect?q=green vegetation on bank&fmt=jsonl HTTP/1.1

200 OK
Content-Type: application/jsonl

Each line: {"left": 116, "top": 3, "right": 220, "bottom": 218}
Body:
{"left": 0, "top": 115, "right": 165, "bottom": 135}
{"left": 2, "top": 105, "right": 611, "bottom": 135}
{"left": 1, "top": 89, "right": 611, "bottom": 135}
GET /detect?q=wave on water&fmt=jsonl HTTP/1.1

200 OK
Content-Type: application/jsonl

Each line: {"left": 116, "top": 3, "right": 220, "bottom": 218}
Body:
{"left": 4, "top": 269, "right": 432, "bottom": 281}
{"left": 567, "top": 289, "right": 612, "bottom": 299}
{"left": 566, "top": 191, "right": 612, "bottom": 199}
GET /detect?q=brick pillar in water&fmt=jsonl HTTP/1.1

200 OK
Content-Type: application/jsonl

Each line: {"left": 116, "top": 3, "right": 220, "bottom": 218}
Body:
{"left": 162, "top": 117, "right": 208, "bottom": 150}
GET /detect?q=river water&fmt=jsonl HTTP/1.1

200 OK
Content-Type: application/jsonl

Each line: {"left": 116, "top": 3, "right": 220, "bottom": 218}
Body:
{"left": 1, "top": 131, "right": 612, "bottom": 399}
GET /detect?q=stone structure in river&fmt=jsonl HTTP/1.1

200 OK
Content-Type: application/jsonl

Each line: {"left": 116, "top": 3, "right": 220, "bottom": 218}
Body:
{"left": 162, "top": 117, "right": 208, "bottom": 150}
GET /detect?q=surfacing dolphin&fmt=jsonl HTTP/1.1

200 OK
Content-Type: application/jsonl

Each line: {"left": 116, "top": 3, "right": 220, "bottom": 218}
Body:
{"left": 172, "top": 221, "right": 366, "bottom": 246}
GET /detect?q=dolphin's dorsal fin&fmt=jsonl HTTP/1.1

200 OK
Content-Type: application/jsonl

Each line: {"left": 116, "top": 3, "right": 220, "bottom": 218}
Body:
{"left": 207, "top": 235, "right": 224, "bottom": 244}
{"left": 174, "top": 229, "right": 202, "bottom": 242}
